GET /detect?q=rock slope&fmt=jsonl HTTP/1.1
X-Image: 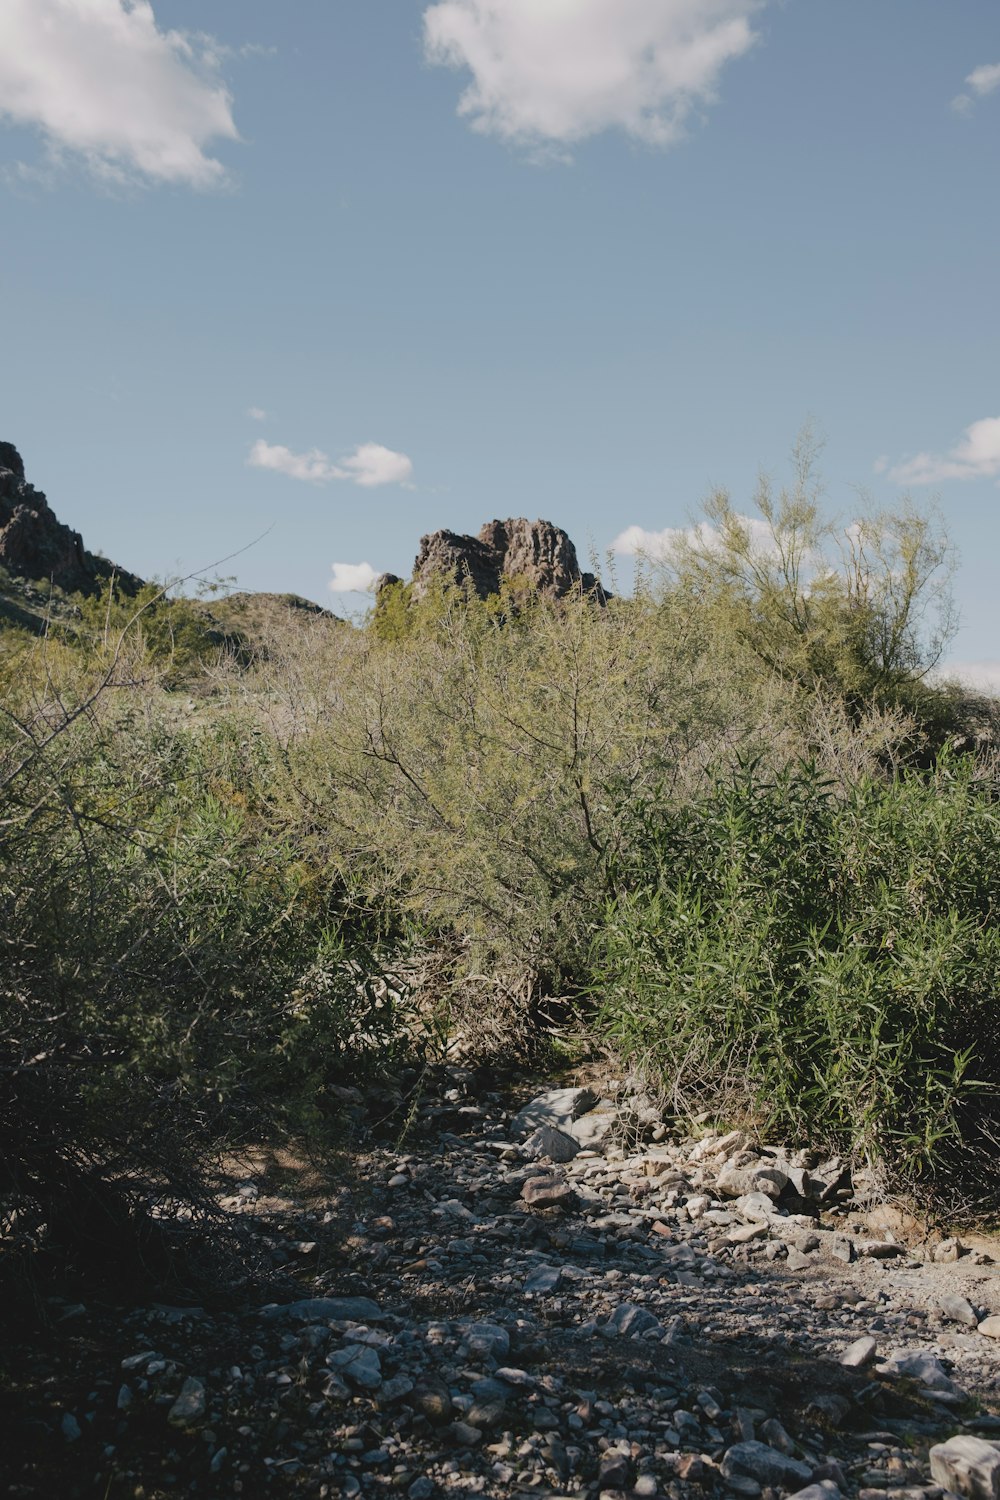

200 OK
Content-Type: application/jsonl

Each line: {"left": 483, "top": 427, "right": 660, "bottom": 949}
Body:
{"left": 7, "top": 1072, "right": 1000, "bottom": 1499}
{"left": 0, "top": 441, "right": 143, "bottom": 598}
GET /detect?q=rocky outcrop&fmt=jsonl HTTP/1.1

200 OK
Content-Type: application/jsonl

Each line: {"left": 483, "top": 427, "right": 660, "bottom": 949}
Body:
{"left": 395, "top": 517, "right": 608, "bottom": 604}
{"left": 0, "top": 442, "right": 143, "bottom": 597}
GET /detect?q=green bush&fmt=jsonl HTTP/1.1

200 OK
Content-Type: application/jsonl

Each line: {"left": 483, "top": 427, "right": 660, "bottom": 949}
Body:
{"left": 594, "top": 752, "right": 1000, "bottom": 1187}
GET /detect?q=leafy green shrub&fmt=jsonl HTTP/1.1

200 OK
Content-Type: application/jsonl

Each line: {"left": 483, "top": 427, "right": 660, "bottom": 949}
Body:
{"left": 594, "top": 752, "right": 1000, "bottom": 1189}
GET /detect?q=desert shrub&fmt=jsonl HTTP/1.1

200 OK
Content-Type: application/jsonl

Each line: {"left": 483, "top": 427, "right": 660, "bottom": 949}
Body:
{"left": 594, "top": 751, "right": 1000, "bottom": 1191}
{"left": 258, "top": 580, "right": 816, "bottom": 1006}
{"left": 0, "top": 632, "right": 413, "bottom": 1289}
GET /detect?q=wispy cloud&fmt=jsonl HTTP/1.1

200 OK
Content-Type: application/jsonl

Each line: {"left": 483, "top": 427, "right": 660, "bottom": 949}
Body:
{"left": 612, "top": 514, "right": 778, "bottom": 561}
{"left": 953, "top": 61, "right": 1000, "bottom": 114}
{"left": 423, "top": 0, "right": 766, "bottom": 155}
{"left": 886, "top": 415, "right": 1000, "bottom": 485}
{"left": 248, "top": 439, "right": 415, "bottom": 489}
{"left": 329, "top": 561, "right": 379, "bottom": 594}
{"left": 0, "top": 0, "right": 240, "bottom": 189}
{"left": 247, "top": 406, "right": 267, "bottom": 422}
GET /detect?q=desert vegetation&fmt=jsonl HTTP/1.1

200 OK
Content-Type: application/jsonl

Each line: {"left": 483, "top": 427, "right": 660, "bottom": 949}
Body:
{"left": 2, "top": 459, "right": 999, "bottom": 1299}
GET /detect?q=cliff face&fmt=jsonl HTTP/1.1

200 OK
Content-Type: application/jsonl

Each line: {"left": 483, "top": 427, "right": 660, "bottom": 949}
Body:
{"left": 391, "top": 517, "right": 608, "bottom": 603}
{"left": 0, "top": 442, "right": 143, "bottom": 597}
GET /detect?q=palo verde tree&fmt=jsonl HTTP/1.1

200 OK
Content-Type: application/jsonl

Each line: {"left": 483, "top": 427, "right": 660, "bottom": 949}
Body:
{"left": 650, "top": 433, "right": 958, "bottom": 724}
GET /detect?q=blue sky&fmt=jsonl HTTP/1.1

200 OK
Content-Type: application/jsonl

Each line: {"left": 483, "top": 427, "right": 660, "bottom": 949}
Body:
{"left": 1, "top": 1, "right": 998, "bottom": 682}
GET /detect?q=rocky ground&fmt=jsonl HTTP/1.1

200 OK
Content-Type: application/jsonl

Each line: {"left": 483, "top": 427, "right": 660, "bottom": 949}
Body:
{"left": 5, "top": 1070, "right": 1000, "bottom": 1500}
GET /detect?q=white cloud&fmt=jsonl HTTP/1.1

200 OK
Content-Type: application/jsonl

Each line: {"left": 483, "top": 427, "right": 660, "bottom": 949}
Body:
{"left": 247, "top": 406, "right": 267, "bottom": 422}
{"left": 337, "top": 442, "right": 415, "bottom": 489}
{"left": 423, "top": 0, "right": 765, "bottom": 153}
{"left": 248, "top": 439, "right": 415, "bottom": 488}
{"left": 249, "top": 441, "right": 337, "bottom": 483}
{"left": 612, "top": 514, "right": 777, "bottom": 560}
{"left": 329, "top": 561, "right": 379, "bottom": 594}
{"left": 953, "top": 61, "right": 1000, "bottom": 113}
{"left": 887, "top": 415, "right": 1000, "bottom": 486}
{"left": 0, "top": 0, "right": 239, "bottom": 188}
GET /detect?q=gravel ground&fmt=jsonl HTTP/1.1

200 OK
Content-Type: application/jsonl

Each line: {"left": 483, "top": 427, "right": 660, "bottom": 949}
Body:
{"left": 4, "top": 1070, "right": 999, "bottom": 1500}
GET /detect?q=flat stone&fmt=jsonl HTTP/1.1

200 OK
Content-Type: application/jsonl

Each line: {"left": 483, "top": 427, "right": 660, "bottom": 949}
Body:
{"left": 524, "top": 1125, "right": 581, "bottom": 1163}
{"left": 449, "top": 1420, "right": 483, "bottom": 1447}
{"left": 462, "top": 1321, "right": 510, "bottom": 1358}
{"left": 878, "top": 1349, "right": 957, "bottom": 1393}
{"left": 930, "top": 1436, "right": 1000, "bottom": 1500}
{"left": 377, "top": 1376, "right": 415, "bottom": 1405}
{"left": 603, "top": 1303, "right": 662, "bottom": 1338}
{"left": 511, "top": 1087, "right": 599, "bottom": 1138}
{"left": 727, "top": 1222, "right": 769, "bottom": 1244}
{"left": 840, "top": 1335, "right": 877, "bottom": 1369}
{"left": 524, "top": 1264, "right": 562, "bottom": 1293}
{"left": 786, "top": 1246, "right": 813, "bottom": 1270}
{"left": 721, "top": 1441, "right": 812, "bottom": 1489}
{"left": 328, "top": 1344, "right": 382, "bottom": 1390}
{"left": 938, "top": 1293, "right": 979, "bottom": 1326}
{"left": 521, "top": 1175, "right": 575, "bottom": 1210}
{"left": 978, "top": 1315, "right": 1000, "bottom": 1339}
{"left": 167, "top": 1376, "right": 207, "bottom": 1428}
{"left": 787, "top": 1485, "right": 842, "bottom": 1500}
{"left": 734, "top": 1191, "right": 779, "bottom": 1222}
{"left": 259, "top": 1296, "right": 384, "bottom": 1323}
{"left": 566, "top": 1106, "right": 618, "bottom": 1149}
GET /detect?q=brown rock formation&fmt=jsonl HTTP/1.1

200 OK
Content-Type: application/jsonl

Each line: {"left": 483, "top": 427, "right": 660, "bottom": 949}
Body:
{"left": 404, "top": 518, "right": 608, "bottom": 603}
{"left": 0, "top": 442, "right": 143, "bottom": 597}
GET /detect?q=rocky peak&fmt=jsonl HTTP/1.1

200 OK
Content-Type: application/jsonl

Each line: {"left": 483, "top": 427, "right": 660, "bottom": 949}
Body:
{"left": 0, "top": 442, "right": 143, "bottom": 597}
{"left": 403, "top": 517, "right": 608, "bottom": 604}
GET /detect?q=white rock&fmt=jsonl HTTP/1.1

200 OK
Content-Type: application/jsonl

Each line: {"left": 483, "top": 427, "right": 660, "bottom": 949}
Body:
{"left": 510, "top": 1087, "right": 598, "bottom": 1138}
{"left": 839, "top": 1335, "right": 877, "bottom": 1369}
{"left": 930, "top": 1435, "right": 1000, "bottom": 1500}
{"left": 878, "top": 1349, "right": 957, "bottom": 1393}
{"left": 938, "top": 1293, "right": 978, "bottom": 1326}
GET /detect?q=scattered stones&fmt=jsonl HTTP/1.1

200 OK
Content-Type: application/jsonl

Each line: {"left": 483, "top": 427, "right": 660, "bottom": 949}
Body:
{"left": 10, "top": 1067, "right": 1000, "bottom": 1499}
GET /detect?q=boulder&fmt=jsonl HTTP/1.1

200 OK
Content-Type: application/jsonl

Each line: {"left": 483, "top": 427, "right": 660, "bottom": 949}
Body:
{"left": 930, "top": 1436, "right": 1000, "bottom": 1500}
{"left": 401, "top": 518, "right": 609, "bottom": 605}
{"left": 511, "top": 1087, "right": 599, "bottom": 1138}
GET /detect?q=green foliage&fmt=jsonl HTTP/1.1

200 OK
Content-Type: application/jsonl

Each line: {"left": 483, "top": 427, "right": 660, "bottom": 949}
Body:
{"left": 0, "top": 636, "right": 416, "bottom": 1286}
{"left": 71, "top": 579, "right": 233, "bottom": 680}
{"left": 594, "top": 753, "right": 1000, "bottom": 1182}
{"left": 2, "top": 459, "right": 999, "bottom": 1252}
{"left": 657, "top": 432, "right": 957, "bottom": 718}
